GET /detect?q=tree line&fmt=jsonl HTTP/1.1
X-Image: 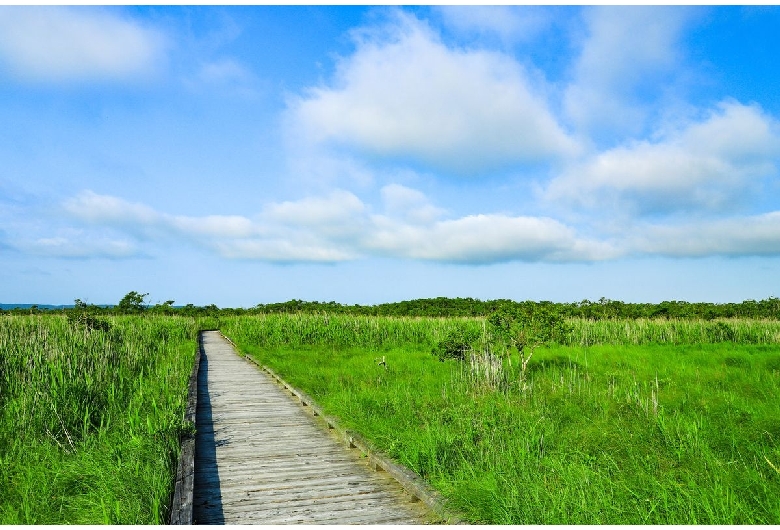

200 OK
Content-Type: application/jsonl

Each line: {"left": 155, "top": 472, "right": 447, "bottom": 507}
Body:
{"left": 2, "top": 292, "right": 779, "bottom": 320}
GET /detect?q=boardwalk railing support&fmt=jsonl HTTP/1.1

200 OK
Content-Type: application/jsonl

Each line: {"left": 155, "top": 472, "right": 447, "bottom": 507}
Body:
{"left": 169, "top": 332, "right": 203, "bottom": 525}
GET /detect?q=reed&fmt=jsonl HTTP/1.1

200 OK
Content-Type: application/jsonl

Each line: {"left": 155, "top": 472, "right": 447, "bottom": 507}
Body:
{"left": 220, "top": 313, "right": 483, "bottom": 350}
{"left": 0, "top": 315, "right": 197, "bottom": 524}
{"left": 565, "top": 317, "right": 780, "bottom": 346}
{"left": 223, "top": 314, "right": 780, "bottom": 524}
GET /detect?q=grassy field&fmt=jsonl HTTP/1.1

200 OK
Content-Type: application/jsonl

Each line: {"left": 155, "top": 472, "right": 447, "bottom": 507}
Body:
{"left": 222, "top": 314, "right": 780, "bottom": 524}
{"left": 2, "top": 312, "right": 778, "bottom": 524}
{"left": 0, "top": 315, "right": 197, "bottom": 524}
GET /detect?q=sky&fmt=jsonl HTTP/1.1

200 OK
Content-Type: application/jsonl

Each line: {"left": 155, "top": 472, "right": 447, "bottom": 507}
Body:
{"left": 2, "top": 5, "right": 780, "bottom": 307}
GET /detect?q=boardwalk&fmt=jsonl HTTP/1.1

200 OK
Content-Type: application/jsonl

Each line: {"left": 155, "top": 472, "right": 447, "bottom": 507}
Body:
{"left": 193, "top": 331, "right": 431, "bottom": 524}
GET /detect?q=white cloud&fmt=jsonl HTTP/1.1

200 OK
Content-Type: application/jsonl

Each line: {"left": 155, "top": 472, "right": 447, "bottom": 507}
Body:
{"left": 0, "top": 7, "right": 165, "bottom": 83}
{"left": 288, "top": 11, "right": 580, "bottom": 175}
{"left": 380, "top": 184, "right": 445, "bottom": 224}
{"left": 65, "top": 191, "right": 261, "bottom": 240}
{"left": 60, "top": 188, "right": 614, "bottom": 264}
{"left": 57, "top": 184, "right": 780, "bottom": 264}
{"left": 546, "top": 101, "right": 780, "bottom": 215}
{"left": 62, "top": 190, "right": 358, "bottom": 263}
{"left": 367, "top": 213, "right": 616, "bottom": 264}
{"left": 632, "top": 212, "right": 780, "bottom": 258}
{"left": 264, "top": 190, "right": 369, "bottom": 244}
{"left": 435, "top": 6, "right": 552, "bottom": 45}
{"left": 265, "top": 190, "right": 365, "bottom": 227}
{"left": 64, "top": 190, "right": 160, "bottom": 225}
{"left": 564, "top": 6, "right": 695, "bottom": 138}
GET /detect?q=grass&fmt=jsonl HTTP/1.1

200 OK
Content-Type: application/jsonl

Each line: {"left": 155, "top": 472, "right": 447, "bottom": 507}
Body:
{"left": 223, "top": 315, "right": 780, "bottom": 524}
{"left": 3, "top": 312, "right": 778, "bottom": 523}
{"left": 565, "top": 317, "right": 780, "bottom": 346}
{"left": 0, "top": 315, "right": 197, "bottom": 524}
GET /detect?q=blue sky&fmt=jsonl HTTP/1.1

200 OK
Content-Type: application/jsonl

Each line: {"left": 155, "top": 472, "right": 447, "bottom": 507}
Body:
{"left": 2, "top": 5, "right": 780, "bottom": 307}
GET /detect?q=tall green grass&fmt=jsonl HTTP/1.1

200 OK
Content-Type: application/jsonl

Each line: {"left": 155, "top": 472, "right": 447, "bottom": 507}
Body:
{"left": 0, "top": 315, "right": 197, "bottom": 524}
{"left": 566, "top": 317, "right": 780, "bottom": 346}
{"left": 220, "top": 313, "right": 483, "bottom": 350}
{"left": 224, "top": 314, "right": 780, "bottom": 524}
{"left": 222, "top": 314, "right": 780, "bottom": 351}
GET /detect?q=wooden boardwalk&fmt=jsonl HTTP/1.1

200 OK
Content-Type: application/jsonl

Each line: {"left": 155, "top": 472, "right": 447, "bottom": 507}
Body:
{"left": 192, "top": 331, "right": 431, "bottom": 524}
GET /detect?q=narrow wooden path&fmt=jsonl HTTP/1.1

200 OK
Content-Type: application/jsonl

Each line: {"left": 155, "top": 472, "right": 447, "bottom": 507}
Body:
{"left": 192, "top": 331, "right": 431, "bottom": 524}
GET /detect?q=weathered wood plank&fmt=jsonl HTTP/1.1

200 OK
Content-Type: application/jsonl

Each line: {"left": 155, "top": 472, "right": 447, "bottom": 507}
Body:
{"left": 192, "top": 330, "right": 431, "bottom": 525}
{"left": 196, "top": 474, "right": 400, "bottom": 496}
{"left": 195, "top": 461, "right": 378, "bottom": 479}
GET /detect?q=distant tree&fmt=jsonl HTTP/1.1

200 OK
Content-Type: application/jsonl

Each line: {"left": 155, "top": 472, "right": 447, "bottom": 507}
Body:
{"left": 117, "top": 291, "right": 149, "bottom": 314}
{"left": 150, "top": 300, "right": 176, "bottom": 315}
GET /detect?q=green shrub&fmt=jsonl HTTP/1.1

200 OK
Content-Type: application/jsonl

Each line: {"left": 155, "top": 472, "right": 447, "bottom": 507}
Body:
{"left": 432, "top": 327, "right": 482, "bottom": 362}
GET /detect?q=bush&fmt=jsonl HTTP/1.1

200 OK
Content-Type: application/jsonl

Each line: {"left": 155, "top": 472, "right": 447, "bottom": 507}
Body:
{"left": 432, "top": 328, "right": 482, "bottom": 362}
{"left": 67, "top": 299, "right": 111, "bottom": 333}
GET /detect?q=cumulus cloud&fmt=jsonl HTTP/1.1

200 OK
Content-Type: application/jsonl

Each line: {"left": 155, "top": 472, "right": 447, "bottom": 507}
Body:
{"left": 60, "top": 188, "right": 612, "bottom": 264}
{"left": 62, "top": 190, "right": 358, "bottom": 263}
{"left": 545, "top": 101, "right": 780, "bottom": 215}
{"left": 265, "top": 190, "right": 365, "bottom": 227}
{"left": 64, "top": 191, "right": 260, "bottom": 241}
{"left": 564, "top": 6, "right": 695, "bottom": 139}
{"left": 288, "top": 11, "right": 580, "bottom": 175}
{"left": 367, "top": 213, "right": 616, "bottom": 264}
{"left": 65, "top": 190, "right": 160, "bottom": 225}
{"left": 264, "top": 190, "right": 369, "bottom": 244}
{"left": 0, "top": 6, "right": 165, "bottom": 83}
{"left": 631, "top": 212, "right": 780, "bottom": 258}
{"left": 380, "top": 184, "right": 445, "bottom": 224}
{"left": 57, "top": 184, "right": 780, "bottom": 264}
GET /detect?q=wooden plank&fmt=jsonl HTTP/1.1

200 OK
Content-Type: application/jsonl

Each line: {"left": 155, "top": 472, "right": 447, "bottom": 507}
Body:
{"left": 195, "top": 474, "right": 399, "bottom": 495}
{"left": 192, "top": 331, "right": 431, "bottom": 525}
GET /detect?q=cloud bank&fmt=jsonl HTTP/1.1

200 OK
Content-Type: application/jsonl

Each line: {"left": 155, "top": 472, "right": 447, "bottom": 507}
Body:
{"left": 51, "top": 183, "right": 780, "bottom": 264}
{"left": 59, "top": 189, "right": 611, "bottom": 264}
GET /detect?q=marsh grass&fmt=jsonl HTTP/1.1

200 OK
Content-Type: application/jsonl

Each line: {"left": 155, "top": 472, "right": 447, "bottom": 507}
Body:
{"left": 224, "top": 315, "right": 780, "bottom": 524}
{"left": 221, "top": 313, "right": 483, "bottom": 350}
{"left": 0, "top": 315, "right": 196, "bottom": 524}
{"left": 566, "top": 317, "right": 780, "bottom": 346}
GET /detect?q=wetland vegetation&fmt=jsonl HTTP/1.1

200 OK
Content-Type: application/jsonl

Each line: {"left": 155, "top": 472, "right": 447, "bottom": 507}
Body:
{"left": 1, "top": 295, "right": 778, "bottom": 523}
{"left": 222, "top": 311, "right": 780, "bottom": 524}
{"left": 0, "top": 313, "right": 197, "bottom": 523}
